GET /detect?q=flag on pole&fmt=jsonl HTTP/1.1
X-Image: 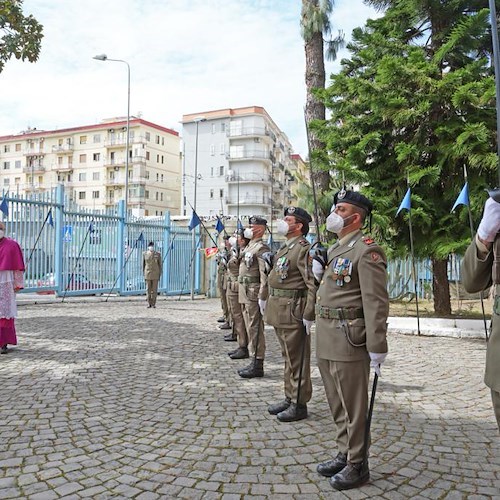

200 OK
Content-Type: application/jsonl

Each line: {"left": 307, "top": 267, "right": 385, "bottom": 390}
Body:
{"left": 215, "top": 217, "right": 224, "bottom": 234}
{"left": 136, "top": 232, "right": 145, "bottom": 247}
{"left": 451, "top": 182, "right": 469, "bottom": 212}
{"left": 47, "top": 209, "right": 54, "bottom": 227}
{"left": 0, "top": 198, "right": 8, "bottom": 217}
{"left": 188, "top": 211, "right": 201, "bottom": 231}
{"left": 89, "top": 221, "right": 95, "bottom": 233}
{"left": 396, "top": 188, "right": 411, "bottom": 216}
{"left": 204, "top": 247, "right": 218, "bottom": 258}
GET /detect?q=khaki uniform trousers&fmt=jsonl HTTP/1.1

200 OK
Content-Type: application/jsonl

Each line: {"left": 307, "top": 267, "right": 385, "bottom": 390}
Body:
{"left": 218, "top": 273, "right": 230, "bottom": 322}
{"left": 226, "top": 283, "right": 248, "bottom": 348}
{"left": 317, "top": 357, "right": 370, "bottom": 463}
{"left": 146, "top": 279, "right": 159, "bottom": 307}
{"left": 492, "top": 389, "right": 500, "bottom": 432}
{"left": 275, "top": 327, "right": 311, "bottom": 405}
{"left": 242, "top": 301, "right": 265, "bottom": 359}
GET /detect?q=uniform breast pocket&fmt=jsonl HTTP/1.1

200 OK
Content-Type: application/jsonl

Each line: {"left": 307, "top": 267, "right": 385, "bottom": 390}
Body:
{"left": 346, "top": 318, "right": 366, "bottom": 347}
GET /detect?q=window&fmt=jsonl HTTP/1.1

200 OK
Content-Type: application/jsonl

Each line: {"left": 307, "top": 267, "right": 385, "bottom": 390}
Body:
{"left": 4, "top": 145, "right": 10, "bottom": 153}
{"left": 210, "top": 144, "right": 215, "bottom": 156}
{"left": 146, "top": 151, "right": 150, "bottom": 160}
{"left": 161, "top": 155, "right": 164, "bottom": 164}
{"left": 3, "top": 161, "right": 10, "bottom": 170}
{"left": 57, "top": 157, "right": 63, "bottom": 166}
{"left": 156, "top": 173, "right": 159, "bottom": 181}
{"left": 79, "top": 172, "right": 86, "bottom": 181}
{"left": 78, "top": 191, "right": 86, "bottom": 200}
{"left": 145, "top": 190, "right": 149, "bottom": 199}
{"left": 212, "top": 123, "right": 216, "bottom": 134}
{"left": 156, "top": 154, "right": 159, "bottom": 163}
{"left": 93, "top": 153, "right": 100, "bottom": 161}
{"left": 93, "top": 172, "right": 100, "bottom": 181}
{"left": 3, "top": 178, "right": 9, "bottom": 186}
{"left": 92, "top": 190, "right": 99, "bottom": 199}
{"left": 14, "top": 160, "right": 21, "bottom": 169}
{"left": 210, "top": 189, "right": 214, "bottom": 199}
{"left": 219, "top": 165, "right": 224, "bottom": 176}
{"left": 156, "top": 135, "right": 160, "bottom": 144}
{"left": 79, "top": 154, "right": 87, "bottom": 163}
{"left": 221, "top": 123, "right": 225, "bottom": 133}
{"left": 129, "top": 130, "right": 135, "bottom": 140}
{"left": 145, "top": 171, "right": 150, "bottom": 179}
{"left": 161, "top": 137, "right": 164, "bottom": 146}
{"left": 14, "top": 177, "right": 20, "bottom": 185}
{"left": 160, "top": 193, "right": 163, "bottom": 201}
{"left": 219, "top": 188, "right": 224, "bottom": 198}
{"left": 93, "top": 134, "right": 101, "bottom": 143}
{"left": 161, "top": 174, "right": 164, "bottom": 182}
{"left": 220, "top": 143, "right": 225, "bottom": 154}
{"left": 156, "top": 192, "right": 159, "bottom": 200}
{"left": 80, "top": 135, "right": 87, "bottom": 144}
{"left": 210, "top": 167, "right": 214, "bottom": 177}
{"left": 15, "top": 143, "right": 21, "bottom": 152}
{"left": 145, "top": 132, "right": 150, "bottom": 141}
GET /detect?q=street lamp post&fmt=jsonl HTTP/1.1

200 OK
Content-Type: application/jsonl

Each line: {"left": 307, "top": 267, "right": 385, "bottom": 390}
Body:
{"left": 190, "top": 117, "right": 206, "bottom": 300}
{"left": 93, "top": 54, "right": 131, "bottom": 218}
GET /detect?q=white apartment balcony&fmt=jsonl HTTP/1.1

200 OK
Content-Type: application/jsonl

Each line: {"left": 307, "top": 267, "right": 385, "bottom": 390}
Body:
{"left": 129, "top": 176, "right": 148, "bottom": 185}
{"left": 225, "top": 196, "right": 272, "bottom": 206}
{"left": 23, "top": 147, "right": 45, "bottom": 156}
{"left": 24, "top": 183, "right": 47, "bottom": 192}
{"left": 51, "top": 144, "right": 74, "bottom": 154}
{"left": 22, "top": 165, "right": 46, "bottom": 174}
{"left": 104, "top": 138, "right": 127, "bottom": 147}
{"left": 226, "top": 150, "right": 272, "bottom": 162}
{"left": 105, "top": 178, "right": 126, "bottom": 187}
{"left": 53, "top": 164, "right": 74, "bottom": 173}
{"left": 226, "top": 173, "right": 272, "bottom": 184}
{"left": 104, "top": 159, "right": 126, "bottom": 169}
{"left": 227, "top": 127, "right": 270, "bottom": 139}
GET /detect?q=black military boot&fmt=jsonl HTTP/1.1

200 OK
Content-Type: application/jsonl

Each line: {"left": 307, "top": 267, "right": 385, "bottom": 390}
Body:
{"left": 219, "top": 322, "right": 231, "bottom": 330}
{"left": 316, "top": 452, "right": 347, "bottom": 477}
{"left": 217, "top": 316, "right": 226, "bottom": 323}
{"left": 329, "top": 461, "right": 369, "bottom": 490}
{"left": 223, "top": 333, "right": 237, "bottom": 341}
{"left": 277, "top": 403, "right": 308, "bottom": 422}
{"left": 238, "top": 359, "right": 264, "bottom": 378}
{"left": 268, "top": 398, "right": 291, "bottom": 415}
{"left": 229, "top": 347, "right": 249, "bottom": 359}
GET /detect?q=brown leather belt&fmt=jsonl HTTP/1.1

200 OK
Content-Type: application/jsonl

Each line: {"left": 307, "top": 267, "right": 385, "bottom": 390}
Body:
{"left": 315, "top": 305, "right": 364, "bottom": 320}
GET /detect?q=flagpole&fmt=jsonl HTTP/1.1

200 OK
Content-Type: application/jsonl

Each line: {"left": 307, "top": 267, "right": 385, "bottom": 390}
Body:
{"left": 488, "top": 0, "right": 500, "bottom": 185}
{"left": 407, "top": 208, "right": 421, "bottom": 336}
{"left": 26, "top": 209, "right": 52, "bottom": 267}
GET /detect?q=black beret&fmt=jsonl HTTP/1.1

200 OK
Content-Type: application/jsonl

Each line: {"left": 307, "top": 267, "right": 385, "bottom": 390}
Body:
{"left": 333, "top": 189, "right": 373, "bottom": 214}
{"left": 248, "top": 215, "right": 268, "bottom": 226}
{"left": 487, "top": 187, "right": 500, "bottom": 203}
{"left": 284, "top": 206, "right": 312, "bottom": 223}
{"left": 148, "top": 241, "right": 154, "bottom": 246}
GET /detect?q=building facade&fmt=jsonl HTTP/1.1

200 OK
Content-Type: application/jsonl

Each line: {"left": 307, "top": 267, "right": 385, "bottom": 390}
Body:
{"left": 0, "top": 117, "right": 182, "bottom": 217}
{"left": 181, "top": 106, "right": 297, "bottom": 220}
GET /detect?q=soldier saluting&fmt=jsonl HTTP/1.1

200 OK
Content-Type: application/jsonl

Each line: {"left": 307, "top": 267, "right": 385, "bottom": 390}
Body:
{"left": 313, "top": 190, "right": 389, "bottom": 491}
{"left": 265, "top": 206, "right": 317, "bottom": 422}
{"left": 237, "top": 216, "right": 270, "bottom": 378}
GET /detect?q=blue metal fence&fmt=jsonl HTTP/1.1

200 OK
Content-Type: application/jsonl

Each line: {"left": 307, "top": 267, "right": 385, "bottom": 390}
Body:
{"left": 1, "top": 185, "right": 200, "bottom": 297}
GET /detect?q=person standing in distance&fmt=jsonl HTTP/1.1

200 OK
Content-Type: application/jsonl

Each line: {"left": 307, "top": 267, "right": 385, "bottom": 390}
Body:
{"left": 143, "top": 241, "right": 162, "bottom": 308}
{"left": 461, "top": 192, "right": 500, "bottom": 432}
{"left": 237, "top": 216, "right": 270, "bottom": 378}
{"left": 0, "top": 221, "right": 25, "bottom": 354}
{"left": 313, "top": 190, "right": 389, "bottom": 491}
{"left": 265, "top": 206, "right": 317, "bottom": 422}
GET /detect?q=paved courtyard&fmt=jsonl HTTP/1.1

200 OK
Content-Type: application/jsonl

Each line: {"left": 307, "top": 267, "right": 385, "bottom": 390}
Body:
{"left": 0, "top": 296, "right": 499, "bottom": 499}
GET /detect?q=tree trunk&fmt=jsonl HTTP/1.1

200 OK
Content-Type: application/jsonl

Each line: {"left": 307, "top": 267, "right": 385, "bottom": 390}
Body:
{"left": 432, "top": 257, "right": 452, "bottom": 315}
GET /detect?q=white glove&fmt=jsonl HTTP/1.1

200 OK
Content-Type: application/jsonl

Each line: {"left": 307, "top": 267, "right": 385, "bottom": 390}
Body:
{"left": 258, "top": 299, "right": 267, "bottom": 315}
{"left": 477, "top": 197, "right": 500, "bottom": 243}
{"left": 312, "top": 259, "right": 325, "bottom": 282}
{"left": 369, "top": 352, "right": 387, "bottom": 377}
{"left": 303, "top": 319, "right": 314, "bottom": 335}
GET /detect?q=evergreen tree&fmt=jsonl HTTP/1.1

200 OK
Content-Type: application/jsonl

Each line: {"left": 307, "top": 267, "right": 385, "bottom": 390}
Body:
{"left": 315, "top": 0, "right": 498, "bottom": 314}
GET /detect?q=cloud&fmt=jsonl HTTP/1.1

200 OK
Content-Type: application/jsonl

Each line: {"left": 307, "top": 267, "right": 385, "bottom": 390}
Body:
{"left": 0, "top": 0, "right": 377, "bottom": 156}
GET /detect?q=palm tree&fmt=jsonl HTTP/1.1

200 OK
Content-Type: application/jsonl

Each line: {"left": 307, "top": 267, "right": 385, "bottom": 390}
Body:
{"left": 301, "top": 0, "right": 344, "bottom": 235}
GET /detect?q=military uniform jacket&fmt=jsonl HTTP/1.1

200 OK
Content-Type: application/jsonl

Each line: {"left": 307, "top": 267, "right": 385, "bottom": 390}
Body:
{"left": 143, "top": 250, "right": 162, "bottom": 280}
{"left": 462, "top": 235, "right": 500, "bottom": 392}
{"left": 226, "top": 247, "right": 242, "bottom": 293}
{"left": 238, "top": 238, "right": 270, "bottom": 304}
{"left": 266, "top": 235, "right": 317, "bottom": 327}
{"left": 316, "top": 230, "right": 389, "bottom": 362}
{"left": 217, "top": 249, "right": 229, "bottom": 290}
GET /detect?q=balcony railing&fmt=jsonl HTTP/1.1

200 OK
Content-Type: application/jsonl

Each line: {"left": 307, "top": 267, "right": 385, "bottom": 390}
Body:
{"left": 52, "top": 144, "right": 74, "bottom": 153}
{"left": 226, "top": 150, "right": 272, "bottom": 161}
{"left": 227, "top": 127, "right": 269, "bottom": 138}
{"left": 22, "top": 165, "right": 46, "bottom": 173}
{"left": 105, "top": 178, "right": 126, "bottom": 186}
{"left": 23, "top": 148, "right": 45, "bottom": 156}
{"left": 225, "top": 173, "right": 272, "bottom": 183}
{"left": 225, "top": 196, "right": 272, "bottom": 206}
{"left": 104, "top": 159, "right": 126, "bottom": 168}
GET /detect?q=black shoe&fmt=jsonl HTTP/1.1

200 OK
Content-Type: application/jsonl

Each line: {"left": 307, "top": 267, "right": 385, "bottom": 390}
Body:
{"left": 238, "top": 359, "right": 264, "bottom": 378}
{"left": 277, "top": 403, "right": 308, "bottom": 422}
{"left": 223, "top": 333, "right": 237, "bottom": 342}
{"left": 268, "top": 398, "right": 291, "bottom": 415}
{"left": 219, "top": 322, "right": 231, "bottom": 330}
{"left": 329, "top": 462, "right": 369, "bottom": 490}
{"left": 229, "top": 347, "right": 249, "bottom": 359}
{"left": 1, "top": 345, "right": 8, "bottom": 354}
{"left": 317, "top": 452, "right": 348, "bottom": 477}
{"left": 228, "top": 348, "right": 240, "bottom": 356}
{"left": 217, "top": 316, "right": 226, "bottom": 323}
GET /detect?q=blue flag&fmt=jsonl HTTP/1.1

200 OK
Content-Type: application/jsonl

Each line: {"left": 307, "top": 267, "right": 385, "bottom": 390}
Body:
{"left": 0, "top": 198, "right": 8, "bottom": 217}
{"left": 215, "top": 217, "right": 224, "bottom": 233}
{"left": 396, "top": 188, "right": 411, "bottom": 216}
{"left": 188, "top": 211, "right": 201, "bottom": 231}
{"left": 47, "top": 209, "right": 54, "bottom": 227}
{"left": 451, "top": 182, "right": 469, "bottom": 212}
{"left": 136, "top": 232, "right": 145, "bottom": 247}
{"left": 237, "top": 219, "right": 243, "bottom": 231}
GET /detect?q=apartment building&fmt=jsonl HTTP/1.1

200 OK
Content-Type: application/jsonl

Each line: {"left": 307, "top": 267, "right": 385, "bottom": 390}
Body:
{"left": 181, "top": 106, "right": 297, "bottom": 219}
{"left": 0, "top": 117, "right": 182, "bottom": 217}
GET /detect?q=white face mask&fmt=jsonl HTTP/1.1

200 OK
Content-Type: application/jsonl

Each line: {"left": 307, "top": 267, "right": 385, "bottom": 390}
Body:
{"left": 326, "top": 212, "right": 355, "bottom": 234}
{"left": 148, "top": 246, "right": 154, "bottom": 251}
{"left": 243, "top": 227, "right": 253, "bottom": 239}
{"left": 228, "top": 236, "right": 237, "bottom": 247}
{"left": 276, "top": 219, "right": 290, "bottom": 236}
{"left": 0, "top": 229, "right": 5, "bottom": 239}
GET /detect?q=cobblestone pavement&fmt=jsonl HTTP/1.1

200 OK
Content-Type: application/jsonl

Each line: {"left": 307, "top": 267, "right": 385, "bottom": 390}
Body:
{"left": 0, "top": 296, "right": 499, "bottom": 499}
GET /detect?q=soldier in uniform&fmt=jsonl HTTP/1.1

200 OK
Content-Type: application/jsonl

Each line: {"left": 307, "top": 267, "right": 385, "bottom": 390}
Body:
{"left": 313, "top": 190, "right": 389, "bottom": 491}
{"left": 227, "top": 231, "right": 251, "bottom": 359}
{"left": 461, "top": 193, "right": 500, "bottom": 432}
{"left": 237, "top": 216, "right": 270, "bottom": 378}
{"left": 142, "top": 241, "right": 162, "bottom": 308}
{"left": 216, "top": 236, "right": 232, "bottom": 331}
{"left": 265, "top": 206, "right": 317, "bottom": 422}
